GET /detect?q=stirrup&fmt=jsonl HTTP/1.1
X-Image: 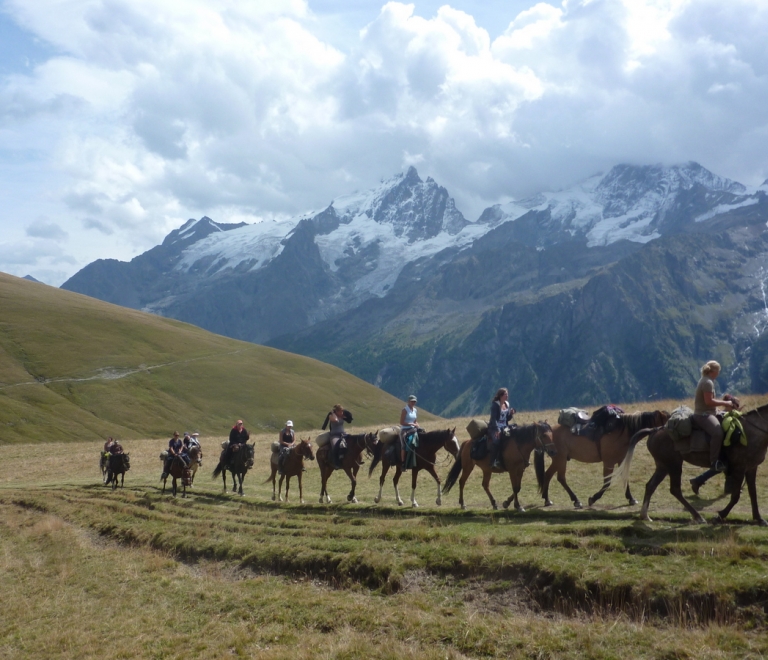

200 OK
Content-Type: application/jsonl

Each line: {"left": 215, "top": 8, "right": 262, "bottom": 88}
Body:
{"left": 712, "top": 460, "right": 726, "bottom": 473}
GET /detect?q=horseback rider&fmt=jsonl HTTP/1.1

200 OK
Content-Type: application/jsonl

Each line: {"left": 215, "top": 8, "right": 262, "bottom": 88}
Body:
{"left": 489, "top": 388, "right": 516, "bottom": 469}
{"left": 108, "top": 438, "right": 123, "bottom": 454}
{"left": 103, "top": 436, "right": 114, "bottom": 453}
{"left": 328, "top": 404, "right": 347, "bottom": 469}
{"left": 161, "top": 431, "right": 183, "bottom": 479}
{"left": 399, "top": 395, "right": 420, "bottom": 469}
{"left": 224, "top": 419, "right": 250, "bottom": 463}
{"left": 694, "top": 361, "right": 736, "bottom": 472}
{"left": 278, "top": 420, "right": 295, "bottom": 474}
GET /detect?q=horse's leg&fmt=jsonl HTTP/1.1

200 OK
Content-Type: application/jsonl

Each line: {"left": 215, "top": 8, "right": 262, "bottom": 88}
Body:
{"left": 555, "top": 463, "right": 582, "bottom": 509}
{"left": 161, "top": 476, "right": 167, "bottom": 495}
{"left": 422, "top": 464, "right": 442, "bottom": 506}
{"left": 278, "top": 474, "right": 286, "bottom": 502}
{"left": 625, "top": 484, "right": 638, "bottom": 506}
{"left": 668, "top": 465, "right": 706, "bottom": 524}
{"left": 502, "top": 467, "right": 524, "bottom": 511}
{"left": 640, "top": 466, "right": 668, "bottom": 522}
{"left": 269, "top": 466, "right": 277, "bottom": 501}
{"left": 743, "top": 468, "right": 767, "bottom": 526}
{"left": 285, "top": 475, "right": 291, "bottom": 502}
{"left": 392, "top": 466, "right": 404, "bottom": 506}
{"left": 588, "top": 464, "right": 613, "bottom": 507}
{"left": 458, "top": 461, "right": 474, "bottom": 510}
{"left": 375, "top": 462, "right": 390, "bottom": 505}
{"left": 345, "top": 466, "right": 358, "bottom": 503}
{"left": 480, "top": 468, "right": 497, "bottom": 510}
{"left": 542, "top": 461, "right": 557, "bottom": 506}
{"left": 298, "top": 472, "right": 304, "bottom": 505}
{"left": 713, "top": 471, "right": 746, "bottom": 523}
{"left": 410, "top": 467, "right": 419, "bottom": 508}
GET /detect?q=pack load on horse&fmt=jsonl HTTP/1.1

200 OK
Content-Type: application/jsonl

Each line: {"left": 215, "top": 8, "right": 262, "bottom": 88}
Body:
{"left": 316, "top": 430, "right": 378, "bottom": 504}
{"left": 266, "top": 436, "right": 315, "bottom": 503}
{"left": 443, "top": 421, "right": 555, "bottom": 511}
{"left": 212, "top": 419, "right": 255, "bottom": 495}
{"left": 557, "top": 405, "right": 625, "bottom": 445}
{"left": 182, "top": 432, "right": 203, "bottom": 486}
{"left": 368, "top": 427, "right": 460, "bottom": 507}
{"left": 612, "top": 401, "right": 768, "bottom": 526}
{"left": 537, "top": 407, "right": 668, "bottom": 508}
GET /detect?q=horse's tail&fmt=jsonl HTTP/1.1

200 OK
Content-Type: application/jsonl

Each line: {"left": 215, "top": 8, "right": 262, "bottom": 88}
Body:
{"left": 212, "top": 461, "right": 223, "bottom": 479}
{"left": 368, "top": 440, "right": 383, "bottom": 478}
{"left": 610, "top": 427, "right": 656, "bottom": 493}
{"left": 534, "top": 449, "right": 546, "bottom": 495}
{"left": 442, "top": 445, "right": 465, "bottom": 494}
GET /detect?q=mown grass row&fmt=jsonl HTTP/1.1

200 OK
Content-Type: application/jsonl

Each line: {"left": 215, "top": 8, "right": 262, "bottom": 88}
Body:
{"left": 7, "top": 483, "right": 768, "bottom": 627}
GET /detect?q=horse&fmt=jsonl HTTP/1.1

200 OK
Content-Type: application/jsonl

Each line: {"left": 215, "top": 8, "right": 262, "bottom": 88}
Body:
{"left": 443, "top": 422, "right": 555, "bottom": 511}
{"left": 99, "top": 451, "right": 109, "bottom": 484}
{"left": 612, "top": 404, "right": 768, "bottom": 526}
{"left": 368, "top": 428, "right": 460, "bottom": 507}
{"left": 265, "top": 437, "right": 315, "bottom": 504}
{"left": 162, "top": 455, "right": 191, "bottom": 498}
{"left": 187, "top": 443, "right": 202, "bottom": 486}
{"left": 105, "top": 453, "right": 130, "bottom": 490}
{"left": 316, "top": 432, "right": 378, "bottom": 504}
{"left": 536, "top": 410, "right": 669, "bottom": 509}
{"left": 212, "top": 443, "right": 255, "bottom": 496}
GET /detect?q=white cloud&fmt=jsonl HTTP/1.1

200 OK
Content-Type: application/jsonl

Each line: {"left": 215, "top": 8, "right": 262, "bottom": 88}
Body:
{"left": 1, "top": 0, "right": 767, "bottom": 285}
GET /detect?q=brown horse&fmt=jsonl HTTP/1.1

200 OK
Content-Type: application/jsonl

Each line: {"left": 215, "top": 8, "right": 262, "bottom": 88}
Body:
{"left": 266, "top": 437, "right": 315, "bottom": 504}
{"left": 187, "top": 443, "right": 202, "bottom": 486}
{"left": 162, "top": 455, "right": 190, "bottom": 498}
{"left": 612, "top": 404, "right": 768, "bottom": 526}
{"left": 536, "top": 410, "right": 669, "bottom": 509}
{"left": 442, "top": 422, "right": 555, "bottom": 511}
{"left": 368, "top": 428, "right": 460, "bottom": 507}
{"left": 316, "top": 432, "right": 378, "bottom": 504}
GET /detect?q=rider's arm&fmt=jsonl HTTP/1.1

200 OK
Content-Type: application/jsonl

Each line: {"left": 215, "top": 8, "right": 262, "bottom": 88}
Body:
{"left": 399, "top": 408, "right": 406, "bottom": 426}
{"left": 703, "top": 391, "right": 734, "bottom": 409}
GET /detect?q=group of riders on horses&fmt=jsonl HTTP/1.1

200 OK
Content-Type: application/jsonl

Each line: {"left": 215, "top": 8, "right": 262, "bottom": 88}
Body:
{"left": 160, "top": 430, "right": 202, "bottom": 480}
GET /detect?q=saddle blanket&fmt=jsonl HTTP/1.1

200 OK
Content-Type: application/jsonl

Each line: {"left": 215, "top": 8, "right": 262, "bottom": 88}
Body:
{"left": 672, "top": 430, "right": 709, "bottom": 455}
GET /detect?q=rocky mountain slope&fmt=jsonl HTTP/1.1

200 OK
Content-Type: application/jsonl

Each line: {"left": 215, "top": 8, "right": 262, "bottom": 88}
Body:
{"left": 62, "top": 162, "right": 768, "bottom": 413}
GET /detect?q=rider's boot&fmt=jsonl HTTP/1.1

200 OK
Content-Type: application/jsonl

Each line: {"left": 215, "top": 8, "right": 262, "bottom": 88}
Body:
{"left": 490, "top": 444, "right": 502, "bottom": 470}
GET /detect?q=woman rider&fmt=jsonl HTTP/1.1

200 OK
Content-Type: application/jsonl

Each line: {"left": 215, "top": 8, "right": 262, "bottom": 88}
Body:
{"left": 489, "top": 388, "right": 515, "bottom": 469}
{"left": 689, "top": 360, "right": 737, "bottom": 493}
{"left": 328, "top": 404, "right": 347, "bottom": 468}
{"left": 278, "top": 420, "right": 295, "bottom": 474}
{"left": 399, "top": 395, "right": 420, "bottom": 469}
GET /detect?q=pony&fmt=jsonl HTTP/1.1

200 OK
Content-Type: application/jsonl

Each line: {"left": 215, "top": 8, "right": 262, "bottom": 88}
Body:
{"left": 368, "top": 428, "right": 460, "bottom": 507}
{"left": 162, "top": 455, "right": 191, "bottom": 498}
{"left": 212, "top": 443, "right": 255, "bottom": 496}
{"left": 266, "top": 437, "right": 315, "bottom": 504}
{"left": 536, "top": 410, "right": 669, "bottom": 508}
{"left": 612, "top": 403, "right": 768, "bottom": 526}
{"left": 443, "top": 422, "right": 555, "bottom": 511}
{"left": 105, "top": 453, "right": 130, "bottom": 490}
{"left": 316, "top": 432, "right": 378, "bottom": 504}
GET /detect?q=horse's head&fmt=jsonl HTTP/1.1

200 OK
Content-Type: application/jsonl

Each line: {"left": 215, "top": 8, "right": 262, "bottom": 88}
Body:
{"left": 300, "top": 437, "right": 315, "bottom": 461}
{"left": 445, "top": 427, "right": 460, "bottom": 458}
{"left": 537, "top": 421, "right": 556, "bottom": 456}
{"left": 364, "top": 431, "right": 378, "bottom": 455}
{"left": 244, "top": 443, "right": 255, "bottom": 468}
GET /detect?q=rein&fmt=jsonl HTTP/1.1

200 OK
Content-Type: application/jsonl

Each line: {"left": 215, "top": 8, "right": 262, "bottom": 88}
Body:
{"left": 411, "top": 435, "right": 457, "bottom": 467}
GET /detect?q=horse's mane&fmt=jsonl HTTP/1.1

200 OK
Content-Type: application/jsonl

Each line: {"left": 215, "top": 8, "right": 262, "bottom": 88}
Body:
{"left": 620, "top": 411, "right": 665, "bottom": 437}
{"left": 508, "top": 422, "right": 550, "bottom": 445}
{"left": 744, "top": 403, "right": 768, "bottom": 418}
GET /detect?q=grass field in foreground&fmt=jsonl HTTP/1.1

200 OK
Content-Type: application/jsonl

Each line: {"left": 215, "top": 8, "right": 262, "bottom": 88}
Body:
{"left": 2, "top": 401, "right": 768, "bottom": 659}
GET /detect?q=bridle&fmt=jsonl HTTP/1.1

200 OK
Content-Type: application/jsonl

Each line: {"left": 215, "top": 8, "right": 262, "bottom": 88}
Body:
{"left": 533, "top": 423, "right": 556, "bottom": 456}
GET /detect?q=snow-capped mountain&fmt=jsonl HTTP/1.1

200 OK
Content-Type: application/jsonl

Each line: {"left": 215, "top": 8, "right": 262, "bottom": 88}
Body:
{"left": 480, "top": 162, "right": 759, "bottom": 247}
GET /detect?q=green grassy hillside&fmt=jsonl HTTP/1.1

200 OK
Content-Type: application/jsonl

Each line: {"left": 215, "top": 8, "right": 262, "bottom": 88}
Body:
{"left": 0, "top": 273, "right": 431, "bottom": 443}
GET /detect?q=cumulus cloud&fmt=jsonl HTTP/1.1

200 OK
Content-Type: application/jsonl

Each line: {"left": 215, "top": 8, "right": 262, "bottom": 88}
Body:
{"left": 26, "top": 217, "right": 68, "bottom": 241}
{"left": 1, "top": 0, "right": 767, "bottom": 284}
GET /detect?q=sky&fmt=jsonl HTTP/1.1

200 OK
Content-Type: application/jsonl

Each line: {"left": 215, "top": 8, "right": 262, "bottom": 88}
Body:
{"left": 1, "top": 0, "right": 767, "bottom": 285}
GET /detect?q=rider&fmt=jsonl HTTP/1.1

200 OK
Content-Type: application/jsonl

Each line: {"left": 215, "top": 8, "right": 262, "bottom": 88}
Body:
{"left": 278, "top": 420, "right": 295, "bottom": 474}
{"left": 399, "top": 395, "right": 420, "bottom": 469}
{"left": 109, "top": 438, "right": 123, "bottom": 454}
{"left": 103, "top": 436, "right": 114, "bottom": 454}
{"left": 489, "top": 388, "right": 516, "bottom": 470}
{"left": 689, "top": 360, "right": 737, "bottom": 493}
{"left": 328, "top": 404, "right": 347, "bottom": 468}
{"left": 162, "top": 431, "right": 183, "bottom": 479}
{"left": 224, "top": 419, "right": 249, "bottom": 463}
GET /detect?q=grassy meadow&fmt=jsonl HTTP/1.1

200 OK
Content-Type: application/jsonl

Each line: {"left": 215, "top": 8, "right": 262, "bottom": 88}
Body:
{"left": 0, "top": 273, "right": 433, "bottom": 443}
{"left": 3, "top": 399, "right": 768, "bottom": 659}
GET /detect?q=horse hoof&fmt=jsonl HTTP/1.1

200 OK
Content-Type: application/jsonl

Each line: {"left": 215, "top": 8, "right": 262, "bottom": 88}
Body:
{"left": 300, "top": 499, "right": 305, "bottom": 504}
{"left": 397, "top": 500, "right": 403, "bottom": 507}
{"left": 271, "top": 495, "right": 276, "bottom": 501}
{"left": 709, "top": 514, "right": 723, "bottom": 525}
{"left": 352, "top": 497, "right": 358, "bottom": 504}
{"left": 502, "top": 501, "right": 510, "bottom": 510}
{"left": 374, "top": 497, "right": 381, "bottom": 504}
{"left": 492, "top": 504, "right": 498, "bottom": 510}
{"left": 757, "top": 518, "right": 768, "bottom": 527}
{"left": 436, "top": 498, "right": 442, "bottom": 506}
{"left": 588, "top": 497, "right": 596, "bottom": 507}
{"left": 412, "top": 501, "right": 419, "bottom": 508}
{"left": 460, "top": 504, "right": 466, "bottom": 510}
{"left": 517, "top": 506, "right": 526, "bottom": 513}
{"left": 628, "top": 498, "right": 638, "bottom": 506}
{"left": 319, "top": 497, "right": 324, "bottom": 504}
{"left": 574, "top": 502, "right": 583, "bottom": 509}
{"left": 544, "top": 500, "right": 553, "bottom": 507}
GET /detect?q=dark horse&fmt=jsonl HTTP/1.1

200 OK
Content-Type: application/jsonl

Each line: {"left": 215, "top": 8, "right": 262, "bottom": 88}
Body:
{"left": 368, "top": 428, "right": 460, "bottom": 507}
{"left": 162, "top": 456, "right": 191, "bottom": 498}
{"left": 612, "top": 403, "right": 768, "bottom": 525}
{"left": 443, "top": 422, "right": 555, "bottom": 511}
{"left": 212, "top": 443, "right": 255, "bottom": 496}
{"left": 266, "top": 437, "right": 315, "bottom": 504}
{"left": 105, "top": 453, "right": 130, "bottom": 490}
{"left": 316, "top": 432, "right": 378, "bottom": 504}
{"left": 537, "top": 410, "right": 669, "bottom": 509}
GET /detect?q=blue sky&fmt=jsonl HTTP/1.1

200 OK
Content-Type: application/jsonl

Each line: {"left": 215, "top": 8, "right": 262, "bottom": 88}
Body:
{"left": 1, "top": 0, "right": 767, "bottom": 284}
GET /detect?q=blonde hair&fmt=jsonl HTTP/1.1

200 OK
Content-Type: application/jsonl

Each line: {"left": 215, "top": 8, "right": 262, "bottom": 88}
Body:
{"left": 701, "top": 360, "right": 721, "bottom": 376}
{"left": 333, "top": 404, "right": 343, "bottom": 414}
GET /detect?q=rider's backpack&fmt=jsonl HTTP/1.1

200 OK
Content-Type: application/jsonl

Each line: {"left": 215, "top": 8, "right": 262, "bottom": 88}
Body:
{"left": 666, "top": 406, "right": 694, "bottom": 441}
